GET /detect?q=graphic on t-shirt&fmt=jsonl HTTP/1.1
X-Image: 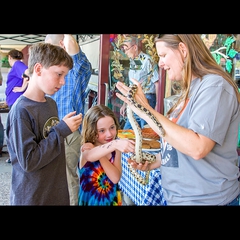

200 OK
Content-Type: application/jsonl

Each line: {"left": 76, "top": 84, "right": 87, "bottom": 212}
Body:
{"left": 161, "top": 139, "right": 179, "bottom": 167}
{"left": 160, "top": 99, "right": 189, "bottom": 168}
{"left": 43, "top": 117, "right": 60, "bottom": 138}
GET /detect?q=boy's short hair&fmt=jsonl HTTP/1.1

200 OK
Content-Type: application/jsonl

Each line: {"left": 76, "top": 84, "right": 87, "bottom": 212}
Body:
{"left": 28, "top": 43, "right": 73, "bottom": 75}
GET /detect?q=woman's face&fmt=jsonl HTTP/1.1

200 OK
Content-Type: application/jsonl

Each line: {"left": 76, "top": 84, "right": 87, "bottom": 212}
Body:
{"left": 156, "top": 41, "right": 185, "bottom": 81}
{"left": 8, "top": 55, "right": 13, "bottom": 67}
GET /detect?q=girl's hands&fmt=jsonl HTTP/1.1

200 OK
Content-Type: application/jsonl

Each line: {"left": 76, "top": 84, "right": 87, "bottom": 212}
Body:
{"left": 115, "top": 139, "right": 135, "bottom": 153}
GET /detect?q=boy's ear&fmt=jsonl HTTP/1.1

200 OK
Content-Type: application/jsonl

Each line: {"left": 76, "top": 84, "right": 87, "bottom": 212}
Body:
{"left": 34, "top": 63, "right": 42, "bottom": 76}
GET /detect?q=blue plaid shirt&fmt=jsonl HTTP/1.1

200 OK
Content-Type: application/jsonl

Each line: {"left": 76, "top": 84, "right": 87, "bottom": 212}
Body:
{"left": 49, "top": 50, "right": 92, "bottom": 131}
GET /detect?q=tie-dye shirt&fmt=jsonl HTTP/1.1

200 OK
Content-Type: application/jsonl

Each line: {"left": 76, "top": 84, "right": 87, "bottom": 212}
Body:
{"left": 78, "top": 151, "right": 121, "bottom": 206}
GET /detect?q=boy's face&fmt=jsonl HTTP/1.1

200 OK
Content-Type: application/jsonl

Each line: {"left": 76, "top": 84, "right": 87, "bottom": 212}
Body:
{"left": 40, "top": 65, "right": 69, "bottom": 95}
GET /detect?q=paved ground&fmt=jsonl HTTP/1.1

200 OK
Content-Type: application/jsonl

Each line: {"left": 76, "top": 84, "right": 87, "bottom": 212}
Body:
{"left": 0, "top": 146, "right": 11, "bottom": 205}
{"left": 0, "top": 69, "right": 11, "bottom": 205}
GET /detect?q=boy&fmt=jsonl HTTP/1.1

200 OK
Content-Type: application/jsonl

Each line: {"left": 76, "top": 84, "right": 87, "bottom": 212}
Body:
{"left": 6, "top": 43, "right": 83, "bottom": 205}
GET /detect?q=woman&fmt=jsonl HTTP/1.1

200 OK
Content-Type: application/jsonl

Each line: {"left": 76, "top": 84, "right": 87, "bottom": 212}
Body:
{"left": 12, "top": 69, "right": 30, "bottom": 93}
{"left": 5, "top": 49, "right": 28, "bottom": 163}
{"left": 5, "top": 49, "right": 28, "bottom": 109}
{"left": 116, "top": 34, "right": 240, "bottom": 205}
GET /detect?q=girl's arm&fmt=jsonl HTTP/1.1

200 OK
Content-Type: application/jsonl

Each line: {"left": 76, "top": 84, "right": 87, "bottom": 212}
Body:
{"left": 99, "top": 150, "right": 122, "bottom": 184}
{"left": 81, "top": 139, "right": 135, "bottom": 163}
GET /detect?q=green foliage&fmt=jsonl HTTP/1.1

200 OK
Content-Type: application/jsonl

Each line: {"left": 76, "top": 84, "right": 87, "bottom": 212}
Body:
{"left": 212, "top": 53, "right": 221, "bottom": 65}
{"left": 226, "top": 59, "right": 233, "bottom": 73}
{"left": 228, "top": 48, "right": 238, "bottom": 58}
{"left": 1, "top": 56, "right": 10, "bottom": 68}
{"left": 224, "top": 36, "right": 235, "bottom": 52}
{"left": 211, "top": 36, "right": 238, "bottom": 73}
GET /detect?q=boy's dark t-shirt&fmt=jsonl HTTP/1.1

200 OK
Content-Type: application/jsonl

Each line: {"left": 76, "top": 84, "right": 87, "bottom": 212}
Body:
{"left": 6, "top": 95, "right": 72, "bottom": 205}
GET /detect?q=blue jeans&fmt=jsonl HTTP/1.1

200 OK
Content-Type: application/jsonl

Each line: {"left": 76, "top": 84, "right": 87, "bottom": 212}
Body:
{"left": 123, "top": 93, "right": 156, "bottom": 130}
{"left": 225, "top": 194, "right": 239, "bottom": 206}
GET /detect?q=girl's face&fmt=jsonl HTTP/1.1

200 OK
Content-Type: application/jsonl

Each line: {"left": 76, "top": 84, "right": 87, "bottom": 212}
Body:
{"left": 156, "top": 41, "right": 185, "bottom": 81}
{"left": 95, "top": 116, "right": 117, "bottom": 145}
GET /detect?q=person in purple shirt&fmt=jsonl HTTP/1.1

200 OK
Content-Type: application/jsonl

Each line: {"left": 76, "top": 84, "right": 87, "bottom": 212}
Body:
{"left": 5, "top": 49, "right": 28, "bottom": 163}
{"left": 5, "top": 49, "right": 28, "bottom": 109}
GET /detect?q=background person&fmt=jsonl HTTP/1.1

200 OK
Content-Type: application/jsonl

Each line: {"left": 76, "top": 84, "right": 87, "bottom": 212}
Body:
{"left": 79, "top": 104, "right": 135, "bottom": 205}
{"left": 119, "top": 34, "right": 159, "bottom": 129}
{"left": 5, "top": 49, "right": 28, "bottom": 163}
{"left": 5, "top": 49, "right": 28, "bottom": 109}
{"left": 0, "top": 69, "right": 3, "bottom": 157}
{"left": 116, "top": 34, "right": 240, "bottom": 205}
{"left": 12, "top": 69, "right": 30, "bottom": 93}
{"left": 6, "top": 42, "right": 83, "bottom": 205}
{"left": 45, "top": 34, "right": 92, "bottom": 205}
{"left": 0, "top": 62, "right": 2, "bottom": 86}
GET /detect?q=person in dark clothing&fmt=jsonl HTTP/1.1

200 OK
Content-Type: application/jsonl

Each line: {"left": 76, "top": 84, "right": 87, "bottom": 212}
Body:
{"left": 6, "top": 42, "right": 83, "bottom": 205}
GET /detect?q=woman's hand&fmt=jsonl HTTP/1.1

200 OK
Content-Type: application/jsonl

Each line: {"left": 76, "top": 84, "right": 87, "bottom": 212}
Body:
{"left": 127, "top": 158, "right": 150, "bottom": 171}
{"left": 127, "top": 152, "right": 161, "bottom": 171}
{"left": 120, "top": 103, "right": 126, "bottom": 117}
{"left": 116, "top": 78, "right": 151, "bottom": 117}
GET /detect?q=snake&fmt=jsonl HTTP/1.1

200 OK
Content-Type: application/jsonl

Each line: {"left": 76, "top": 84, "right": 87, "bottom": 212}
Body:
{"left": 126, "top": 84, "right": 165, "bottom": 185}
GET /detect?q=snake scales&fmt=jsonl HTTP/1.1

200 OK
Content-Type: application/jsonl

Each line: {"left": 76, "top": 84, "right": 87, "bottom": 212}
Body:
{"left": 126, "top": 84, "right": 165, "bottom": 185}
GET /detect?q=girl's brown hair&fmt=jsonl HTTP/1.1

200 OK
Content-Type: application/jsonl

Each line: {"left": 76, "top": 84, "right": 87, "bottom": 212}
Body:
{"left": 81, "top": 104, "right": 120, "bottom": 145}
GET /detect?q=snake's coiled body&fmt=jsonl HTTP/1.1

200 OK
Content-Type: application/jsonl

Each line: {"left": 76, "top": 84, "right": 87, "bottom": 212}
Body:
{"left": 126, "top": 84, "right": 165, "bottom": 185}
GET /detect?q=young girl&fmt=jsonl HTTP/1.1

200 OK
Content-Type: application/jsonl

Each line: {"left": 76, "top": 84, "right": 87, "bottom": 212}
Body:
{"left": 79, "top": 104, "right": 135, "bottom": 206}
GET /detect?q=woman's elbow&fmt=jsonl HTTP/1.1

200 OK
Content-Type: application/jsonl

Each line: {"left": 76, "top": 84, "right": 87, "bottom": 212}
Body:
{"left": 190, "top": 148, "right": 211, "bottom": 160}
